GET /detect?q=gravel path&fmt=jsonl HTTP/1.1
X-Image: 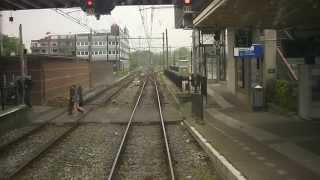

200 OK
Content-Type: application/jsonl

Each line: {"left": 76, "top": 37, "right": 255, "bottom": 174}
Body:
{"left": 0, "top": 124, "right": 71, "bottom": 178}
{"left": 14, "top": 124, "right": 125, "bottom": 180}
{"left": 0, "top": 125, "right": 37, "bottom": 149}
{"left": 114, "top": 125, "right": 169, "bottom": 180}
{"left": 167, "top": 124, "right": 220, "bottom": 180}
{"left": 83, "top": 79, "right": 141, "bottom": 124}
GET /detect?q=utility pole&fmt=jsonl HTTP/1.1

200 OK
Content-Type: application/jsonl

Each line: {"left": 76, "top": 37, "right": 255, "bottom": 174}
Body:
{"left": 149, "top": 46, "right": 151, "bottom": 65}
{"left": 88, "top": 29, "right": 93, "bottom": 62}
{"left": 162, "top": 32, "right": 165, "bottom": 70}
{"left": 88, "top": 29, "right": 93, "bottom": 89}
{"left": 173, "top": 47, "right": 176, "bottom": 66}
{"left": 19, "top": 24, "right": 25, "bottom": 104}
{"left": 117, "top": 36, "right": 120, "bottom": 71}
{"left": 106, "top": 33, "right": 109, "bottom": 61}
{"left": 166, "top": 29, "right": 168, "bottom": 69}
{"left": 0, "top": 12, "right": 3, "bottom": 56}
{"left": 190, "top": 50, "right": 193, "bottom": 73}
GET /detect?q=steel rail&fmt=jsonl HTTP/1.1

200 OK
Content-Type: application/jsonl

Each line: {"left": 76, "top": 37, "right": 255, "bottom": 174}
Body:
{"left": 0, "top": 76, "right": 135, "bottom": 154}
{"left": 154, "top": 76, "right": 176, "bottom": 180}
{"left": 6, "top": 76, "right": 135, "bottom": 179}
{"left": 107, "top": 79, "right": 147, "bottom": 180}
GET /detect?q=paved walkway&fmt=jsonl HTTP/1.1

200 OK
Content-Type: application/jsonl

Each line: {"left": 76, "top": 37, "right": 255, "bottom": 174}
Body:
{"left": 163, "top": 76, "right": 320, "bottom": 180}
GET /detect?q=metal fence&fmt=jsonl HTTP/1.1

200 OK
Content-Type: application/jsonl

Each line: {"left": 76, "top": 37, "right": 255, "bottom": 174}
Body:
{"left": 0, "top": 74, "right": 31, "bottom": 111}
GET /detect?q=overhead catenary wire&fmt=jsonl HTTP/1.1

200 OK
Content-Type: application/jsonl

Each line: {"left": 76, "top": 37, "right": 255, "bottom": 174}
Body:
{"left": 53, "top": 8, "right": 97, "bottom": 33}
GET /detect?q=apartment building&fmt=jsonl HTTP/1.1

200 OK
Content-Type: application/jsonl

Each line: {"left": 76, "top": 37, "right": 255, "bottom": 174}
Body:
{"left": 76, "top": 24, "right": 130, "bottom": 70}
{"left": 30, "top": 24, "right": 130, "bottom": 71}
{"left": 31, "top": 34, "right": 76, "bottom": 56}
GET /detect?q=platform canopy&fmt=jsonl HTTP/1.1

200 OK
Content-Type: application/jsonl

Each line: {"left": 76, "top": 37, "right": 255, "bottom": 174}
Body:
{"left": 0, "top": 0, "right": 174, "bottom": 12}
{"left": 0, "top": 0, "right": 79, "bottom": 10}
{"left": 193, "top": 0, "right": 320, "bottom": 30}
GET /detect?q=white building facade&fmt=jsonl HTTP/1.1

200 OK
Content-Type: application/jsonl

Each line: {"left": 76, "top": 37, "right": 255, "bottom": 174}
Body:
{"left": 76, "top": 24, "right": 130, "bottom": 71}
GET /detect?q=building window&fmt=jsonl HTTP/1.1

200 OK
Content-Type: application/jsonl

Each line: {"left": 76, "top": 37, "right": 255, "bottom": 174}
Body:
{"left": 95, "top": 42, "right": 98, "bottom": 46}
{"left": 41, "top": 49, "right": 46, "bottom": 53}
{"left": 99, "top": 51, "right": 102, "bottom": 55}
{"left": 94, "top": 51, "right": 98, "bottom": 55}
{"left": 81, "top": 51, "right": 85, "bottom": 55}
{"left": 52, "top": 43, "right": 57, "bottom": 47}
{"left": 52, "top": 48, "right": 58, "bottom": 53}
{"left": 77, "top": 42, "right": 80, "bottom": 46}
{"left": 85, "top": 42, "right": 89, "bottom": 46}
{"left": 108, "top": 51, "right": 111, "bottom": 54}
{"left": 116, "top": 42, "right": 119, "bottom": 45}
{"left": 77, "top": 51, "right": 80, "bottom": 55}
{"left": 99, "top": 42, "right": 103, "bottom": 46}
{"left": 85, "top": 51, "right": 89, "bottom": 55}
{"left": 112, "top": 51, "right": 115, "bottom": 54}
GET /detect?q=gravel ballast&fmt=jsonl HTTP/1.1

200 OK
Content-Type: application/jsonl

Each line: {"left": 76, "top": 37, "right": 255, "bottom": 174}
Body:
{"left": 14, "top": 124, "right": 125, "bottom": 180}
{"left": 167, "top": 124, "right": 220, "bottom": 180}
{"left": 114, "top": 125, "right": 170, "bottom": 180}
{"left": 0, "top": 125, "right": 71, "bottom": 178}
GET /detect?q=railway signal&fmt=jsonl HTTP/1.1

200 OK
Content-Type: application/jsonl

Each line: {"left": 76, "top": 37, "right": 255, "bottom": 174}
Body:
{"left": 86, "top": 0, "right": 93, "bottom": 8}
{"left": 184, "top": 0, "right": 192, "bottom": 5}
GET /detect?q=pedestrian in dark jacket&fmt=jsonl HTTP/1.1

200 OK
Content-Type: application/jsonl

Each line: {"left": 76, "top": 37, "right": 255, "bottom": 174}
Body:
{"left": 69, "top": 85, "right": 85, "bottom": 114}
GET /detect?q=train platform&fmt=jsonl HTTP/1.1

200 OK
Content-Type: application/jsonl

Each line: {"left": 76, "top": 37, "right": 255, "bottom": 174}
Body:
{"left": 162, "top": 75, "right": 320, "bottom": 180}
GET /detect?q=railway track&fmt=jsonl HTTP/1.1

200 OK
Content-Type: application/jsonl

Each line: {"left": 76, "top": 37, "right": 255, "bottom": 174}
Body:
{"left": 107, "top": 73, "right": 175, "bottom": 180}
{"left": 1, "top": 71, "right": 220, "bottom": 179}
{"left": 0, "top": 75, "right": 136, "bottom": 179}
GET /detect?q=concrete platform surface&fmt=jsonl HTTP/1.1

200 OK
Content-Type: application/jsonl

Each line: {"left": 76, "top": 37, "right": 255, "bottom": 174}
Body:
{"left": 163, "top": 76, "right": 320, "bottom": 180}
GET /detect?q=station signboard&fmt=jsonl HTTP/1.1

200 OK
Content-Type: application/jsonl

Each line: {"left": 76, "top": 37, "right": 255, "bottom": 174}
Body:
{"left": 234, "top": 44, "right": 264, "bottom": 59}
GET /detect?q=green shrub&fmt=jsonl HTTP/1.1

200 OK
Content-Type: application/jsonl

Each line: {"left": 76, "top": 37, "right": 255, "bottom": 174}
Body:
{"left": 267, "top": 80, "right": 297, "bottom": 112}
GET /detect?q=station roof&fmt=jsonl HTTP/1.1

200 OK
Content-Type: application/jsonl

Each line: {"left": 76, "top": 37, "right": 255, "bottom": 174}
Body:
{"left": 0, "top": 0, "right": 80, "bottom": 10}
{"left": 193, "top": 0, "right": 320, "bottom": 30}
{"left": 0, "top": 0, "right": 174, "bottom": 11}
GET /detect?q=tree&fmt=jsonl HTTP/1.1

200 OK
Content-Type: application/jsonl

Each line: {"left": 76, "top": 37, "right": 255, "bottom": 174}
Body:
{"left": 173, "top": 47, "right": 190, "bottom": 59}
{"left": 1, "top": 35, "right": 20, "bottom": 56}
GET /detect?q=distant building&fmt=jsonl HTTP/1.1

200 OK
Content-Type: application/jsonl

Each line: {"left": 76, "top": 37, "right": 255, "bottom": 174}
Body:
{"left": 76, "top": 24, "right": 130, "bottom": 71}
{"left": 30, "top": 24, "right": 130, "bottom": 71}
{"left": 31, "top": 34, "right": 76, "bottom": 56}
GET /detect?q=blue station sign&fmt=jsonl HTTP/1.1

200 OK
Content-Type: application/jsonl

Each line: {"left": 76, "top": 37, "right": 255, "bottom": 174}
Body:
{"left": 234, "top": 44, "right": 264, "bottom": 59}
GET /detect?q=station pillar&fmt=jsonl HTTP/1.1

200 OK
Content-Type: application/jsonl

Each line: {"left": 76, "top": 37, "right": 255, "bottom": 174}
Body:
{"left": 225, "top": 28, "right": 236, "bottom": 94}
{"left": 263, "top": 30, "right": 277, "bottom": 89}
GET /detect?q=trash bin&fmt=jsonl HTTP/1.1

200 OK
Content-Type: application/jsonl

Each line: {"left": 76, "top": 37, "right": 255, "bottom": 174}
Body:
{"left": 251, "top": 84, "right": 264, "bottom": 111}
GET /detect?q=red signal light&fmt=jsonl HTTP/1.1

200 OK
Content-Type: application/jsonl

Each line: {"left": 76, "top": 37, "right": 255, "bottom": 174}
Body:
{"left": 86, "top": 0, "right": 93, "bottom": 8}
{"left": 184, "top": 0, "right": 192, "bottom": 5}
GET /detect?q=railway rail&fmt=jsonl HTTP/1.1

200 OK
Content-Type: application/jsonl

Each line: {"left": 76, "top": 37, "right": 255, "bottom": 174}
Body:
{"left": 0, "top": 74, "right": 136, "bottom": 179}
{"left": 0, "top": 70, "right": 219, "bottom": 179}
{"left": 107, "top": 72, "right": 175, "bottom": 180}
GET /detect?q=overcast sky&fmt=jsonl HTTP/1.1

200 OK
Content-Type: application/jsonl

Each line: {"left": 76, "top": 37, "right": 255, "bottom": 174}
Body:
{"left": 1, "top": 5, "right": 192, "bottom": 52}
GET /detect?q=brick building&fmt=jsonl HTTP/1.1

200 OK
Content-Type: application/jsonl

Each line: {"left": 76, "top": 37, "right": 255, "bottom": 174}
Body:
{"left": 31, "top": 34, "right": 76, "bottom": 56}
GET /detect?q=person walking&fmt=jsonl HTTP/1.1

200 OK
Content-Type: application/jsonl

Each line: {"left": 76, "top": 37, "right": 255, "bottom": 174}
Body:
{"left": 71, "top": 85, "right": 85, "bottom": 114}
